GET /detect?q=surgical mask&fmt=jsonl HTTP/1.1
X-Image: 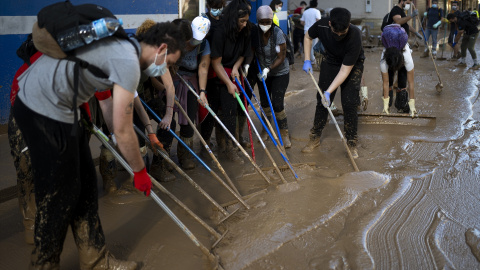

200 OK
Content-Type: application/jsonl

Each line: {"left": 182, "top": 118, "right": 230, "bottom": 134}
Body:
{"left": 276, "top": 7, "right": 282, "bottom": 12}
{"left": 259, "top": 24, "right": 272, "bottom": 33}
{"left": 190, "top": 39, "right": 202, "bottom": 46}
{"left": 210, "top": 8, "right": 223, "bottom": 17}
{"left": 144, "top": 49, "right": 168, "bottom": 77}
{"left": 404, "top": 4, "right": 411, "bottom": 10}
{"left": 452, "top": 6, "right": 457, "bottom": 10}
{"left": 432, "top": 4, "right": 438, "bottom": 8}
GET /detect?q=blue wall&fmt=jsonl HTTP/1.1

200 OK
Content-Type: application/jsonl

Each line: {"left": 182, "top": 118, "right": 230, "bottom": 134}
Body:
{"left": 0, "top": 0, "right": 178, "bottom": 124}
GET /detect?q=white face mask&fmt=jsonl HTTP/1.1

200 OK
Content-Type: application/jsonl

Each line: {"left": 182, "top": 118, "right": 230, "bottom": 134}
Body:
{"left": 144, "top": 49, "right": 168, "bottom": 77}
{"left": 404, "top": 3, "right": 411, "bottom": 10}
{"left": 260, "top": 24, "right": 272, "bottom": 33}
{"left": 276, "top": 6, "right": 282, "bottom": 12}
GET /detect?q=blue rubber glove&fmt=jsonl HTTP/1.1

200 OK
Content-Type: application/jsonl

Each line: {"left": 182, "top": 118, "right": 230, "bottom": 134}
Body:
{"left": 303, "top": 60, "right": 312, "bottom": 74}
{"left": 322, "top": 91, "right": 331, "bottom": 108}
{"left": 433, "top": 21, "right": 442, "bottom": 29}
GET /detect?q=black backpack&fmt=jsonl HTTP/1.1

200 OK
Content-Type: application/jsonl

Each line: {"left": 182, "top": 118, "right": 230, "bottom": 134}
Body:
{"left": 381, "top": 12, "right": 391, "bottom": 32}
{"left": 23, "top": 1, "right": 138, "bottom": 133}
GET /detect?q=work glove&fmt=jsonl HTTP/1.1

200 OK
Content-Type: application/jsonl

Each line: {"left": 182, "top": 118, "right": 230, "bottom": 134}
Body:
{"left": 408, "top": 99, "right": 417, "bottom": 118}
{"left": 258, "top": 68, "right": 270, "bottom": 80}
{"left": 303, "top": 60, "right": 312, "bottom": 74}
{"left": 133, "top": 167, "right": 152, "bottom": 196}
{"left": 424, "top": 12, "right": 427, "bottom": 16}
{"left": 110, "top": 133, "right": 117, "bottom": 146}
{"left": 322, "top": 91, "right": 331, "bottom": 108}
{"left": 411, "top": 10, "right": 418, "bottom": 18}
{"left": 433, "top": 21, "right": 442, "bottom": 29}
{"left": 148, "top": 133, "right": 163, "bottom": 150}
{"left": 360, "top": 86, "right": 368, "bottom": 111}
{"left": 415, "top": 32, "right": 423, "bottom": 40}
{"left": 382, "top": 96, "right": 390, "bottom": 114}
{"left": 243, "top": 64, "right": 250, "bottom": 76}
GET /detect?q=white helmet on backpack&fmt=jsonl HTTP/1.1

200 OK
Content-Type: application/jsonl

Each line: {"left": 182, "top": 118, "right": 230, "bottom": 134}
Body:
{"left": 191, "top": 16, "right": 211, "bottom": 41}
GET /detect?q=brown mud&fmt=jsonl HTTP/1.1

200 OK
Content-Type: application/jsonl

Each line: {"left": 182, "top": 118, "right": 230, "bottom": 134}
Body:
{"left": 2, "top": 40, "right": 480, "bottom": 269}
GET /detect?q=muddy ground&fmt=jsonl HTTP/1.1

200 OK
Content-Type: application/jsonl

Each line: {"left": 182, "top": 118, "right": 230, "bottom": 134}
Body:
{"left": 2, "top": 39, "right": 480, "bottom": 269}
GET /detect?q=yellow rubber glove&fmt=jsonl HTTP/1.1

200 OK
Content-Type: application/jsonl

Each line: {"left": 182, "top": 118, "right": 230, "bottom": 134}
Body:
{"left": 408, "top": 99, "right": 417, "bottom": 118}
{"left": 382, "top": 96, "right": 390, "bottom": 114}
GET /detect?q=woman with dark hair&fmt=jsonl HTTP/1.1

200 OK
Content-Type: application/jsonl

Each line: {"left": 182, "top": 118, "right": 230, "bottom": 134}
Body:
{"left": 269, "top": 0, "right": 283, "bottom": 26}
{"left": 380, "top": 24, "right": 417, "bottom": 117}
{"left": 253, "top": 5, "right": 292, "bottom": 147}
{"left": 201, "top": 0, "right": 251, "bottom": 163}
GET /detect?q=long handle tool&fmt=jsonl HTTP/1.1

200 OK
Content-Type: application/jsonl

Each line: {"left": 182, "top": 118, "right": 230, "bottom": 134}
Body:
{"left": 308, "top": 72, "right": 360, "bottom": 172}
{"left": 235, "top": 77, "right": 299, "bottom": 181}
{"left": 173, "top": 97, "right": 246, "bottom": 201}
{"left": 177, "top": 74, "right": 272, "bottom": 185}
{"left": 89, "top": 123, "right": 221, "bottom": 260}
{"left": 139, "top": 100, "right": 249, "bottom": 213}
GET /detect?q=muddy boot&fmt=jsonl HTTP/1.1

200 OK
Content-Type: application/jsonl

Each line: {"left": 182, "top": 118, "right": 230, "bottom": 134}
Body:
{"left": 99, "top": 146, "right": 118, "bottom": 194}
{"left": 236, "top": 115, "right": 251, "bottom": 148}
{"left": 457, "top": 57, "right": 467, "bottom": 67}
{"left": 275, "top": 110, "right": 291, "bottom": 148}
{"left": 421, "top": 49, "right": 429, "bottom": 58}
{"left": 177, "top": 136, "right": 196, "bottom": 170}
{"left": 215, "top": 127, "right": 227, "bottom": 153}
{"left": 260, "top": 107, "right": 271, "bottom": 142}
{"left": 150, "top": 148, "right": 176, "bottom": 182}
{"left": 472, "top": 59, "right": 480, "bottom": 70}
{"left": 280, "top": 129, "right": 292, "bottom": 148}
{"left": 78, "top": 245, "right": 137, "bottom": 270}
{"left": 347, "top": 140, "right": 359, "bottom": 159}
{"left": 224, "top": 140, "right": 244, "bottom": 164}
{"left": 301, "top": 134, "right": 321, "bottom": 153}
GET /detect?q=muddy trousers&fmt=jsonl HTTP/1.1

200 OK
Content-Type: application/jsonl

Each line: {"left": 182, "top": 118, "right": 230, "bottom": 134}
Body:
{"left": 201, "top": 78, "right": 238, "bottom": 143}
{"left": 7, "top": 109, "right": 35, "bottom": 244}
{"left": 14, "top": 99, "right": 106, "bottom": 268}
{"left": 388, "top": 66, "right": 407, "bottom": 89}
{"left": 461, "top": 32, "right": 479, "bottom": 60}
{"left": 311, "top": 60, "right": 364, "bottom": 146}
{"left": 257, "top": 73, "right": 290, "bottom": 129}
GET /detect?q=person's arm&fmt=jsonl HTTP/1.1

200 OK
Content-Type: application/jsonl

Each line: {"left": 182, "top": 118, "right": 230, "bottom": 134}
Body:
{"left": 407, "top": 69, "right": 415, "bottom": 99}
{"left": 158, "top": 70, "right": 175, "bottom": 130}
{"left": 454, "top": 29, "right": 464, "bottom": 43}
{"left": 325, "top": 64, "right": 354, "bottom": 94}
{"left": 231, "top": 56, "right": 244, "bottom": 81}
{"left": 198, "top": 54, "right": 210, "bottom": 105}
{"left": 151, "top": 77, "right": 165, "bottom": 92}
{"left": 303, "top": 31, "right": 314, "bottom": 61}
{"left": 381, "top": 72, "right": 390, "bottom": 98}
{"left": 392, "top": 14, "right": 413, "bottom": 26}
{"left": 133, "top": 96, "right": 155, "bottom": 134}
{"left": 211, "top": 56, "right": 238, "bottom": 97}
{"left": 112, "top": 84, "right": 144, "bottom": 172}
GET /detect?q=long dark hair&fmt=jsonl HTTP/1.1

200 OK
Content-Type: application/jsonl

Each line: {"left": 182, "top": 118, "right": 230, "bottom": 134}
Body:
{"left": 222, "top": 0, "right": 251, "bottom": 42}
{"left": 136, "top": 22, "right": 186, "bottom": 55}
{"left": 383, "top": 47, "right": 404, "bottom": 71}
{"left": 270, "top": 0, "right": 283, "bottom": 11}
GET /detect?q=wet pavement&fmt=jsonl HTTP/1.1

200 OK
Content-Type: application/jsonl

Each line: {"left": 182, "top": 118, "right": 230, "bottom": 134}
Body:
{"left": 2, "top": 39, "right": 480, "bottom": 269}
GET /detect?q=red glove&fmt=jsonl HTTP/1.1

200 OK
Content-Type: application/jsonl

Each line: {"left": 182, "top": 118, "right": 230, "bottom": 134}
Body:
{"left": 148, "top": 133, "right": 164, "bottom": 150}
{"left": 133, "top": 167, "right": 152, "bottom": 196}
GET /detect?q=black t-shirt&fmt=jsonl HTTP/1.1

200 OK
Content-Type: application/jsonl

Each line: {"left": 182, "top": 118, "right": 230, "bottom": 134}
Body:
{"left": 389, "top": 6, "right": 409, "bottom": 34}
{"left": 458, "top": 15, "right": 479, "bottom": 35}
{"left": 307, "top": 18, "right": 365, "bottom": 66}
{"left": 205, "top": 13, "right": 223, "bottom": 44}
{"left": 210, "top": 23, "right": 252, "bottom": 68}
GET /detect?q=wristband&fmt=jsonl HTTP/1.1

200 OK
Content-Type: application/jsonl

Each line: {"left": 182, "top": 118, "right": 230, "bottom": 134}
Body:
{"left": 200, "top": 89, "right": 206, "bottom": 94}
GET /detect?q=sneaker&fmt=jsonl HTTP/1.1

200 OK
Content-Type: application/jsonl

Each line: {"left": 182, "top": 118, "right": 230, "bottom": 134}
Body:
{"left": 457, "top": 62, "right": 467, "bottom": 67}
{"left": 472, "top": 64, "right": 480, "bottom": 70}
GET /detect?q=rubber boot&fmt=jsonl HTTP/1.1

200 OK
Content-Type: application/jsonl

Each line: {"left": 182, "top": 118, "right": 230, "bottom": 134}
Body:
{"left": 177, "top": 136, "right": 196, "bottom": 170}
{"left": 347, "top": 140, "right": 359, "bottom": 159}
{"left": 224, "top": 139, "right": 244, "bottom": 164}
{"left": 280, "top": 129, "right": 292, "bottom": 148}
{"left": 215, "top": 127, "right": 227, "bottom": 153}
{"left": 236, "top": 115, "right": 251, "bottom": 148}
{"left": 78, "top": 245, "right": 137, "bottom": 270}
{"left": 301, "top": 133, "right": 321, "bottom": 153}
{"left": 99, "top": 146, "right": 118, "bottom": 194}
{"left": 260, "top": 107, "right": 271, "bottom": 142}
{"left": 150, "top": 146, "right": 176, "bottom": 182}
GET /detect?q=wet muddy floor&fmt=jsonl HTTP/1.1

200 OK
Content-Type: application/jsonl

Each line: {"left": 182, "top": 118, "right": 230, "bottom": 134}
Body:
{"left": 2, "top": 39, "right": 480, "bottom": 269}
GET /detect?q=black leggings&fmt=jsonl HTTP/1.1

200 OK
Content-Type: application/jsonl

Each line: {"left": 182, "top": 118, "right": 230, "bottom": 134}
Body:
{"left": 311, "top": 60, "right": 364, "bottom": 145}
{"left": 201, "top": 78, "right": 238, "bottom": 142}
{"left": 257, "top": 73, "right": 290, "bottom": 129}
{"left": 388, "top": 66, "right": 407, "bottom": 89}
{"left": 14, "top": 99, "right": 105, "bottom": 266}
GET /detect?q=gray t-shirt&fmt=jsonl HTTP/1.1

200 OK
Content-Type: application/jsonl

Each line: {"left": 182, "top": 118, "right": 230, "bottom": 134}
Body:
{"left": 17, "top": 37, "right": 140, "bottom": 123}
{"left": 177, "top": 40, "right": 211, "bottom": 76}
{"left": 255, "top": 27, "right": 289, "bottom": 76}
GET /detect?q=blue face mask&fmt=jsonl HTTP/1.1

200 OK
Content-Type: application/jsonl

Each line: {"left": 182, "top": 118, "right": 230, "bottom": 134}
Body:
{"left": 144, "top": 49, "right": 168, "bottom": 77}
{"left": 432, "top": 4, "right": 438, "bottom": 8}
{"left": 210, "top": 7, "right": 223, "bottom": 17}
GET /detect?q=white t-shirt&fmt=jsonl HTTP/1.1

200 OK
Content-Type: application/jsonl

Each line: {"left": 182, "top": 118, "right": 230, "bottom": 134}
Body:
{"left": 301, "top": 8, "right": 321, "bottom": 34}
{"left": 380, "top": 44, "right": 414, "bottom": 73}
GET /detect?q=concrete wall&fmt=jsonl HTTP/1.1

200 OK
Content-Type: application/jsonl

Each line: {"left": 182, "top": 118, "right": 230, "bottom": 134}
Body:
{"left": 288, "top": 0, "right": 393, "bottom": 19}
